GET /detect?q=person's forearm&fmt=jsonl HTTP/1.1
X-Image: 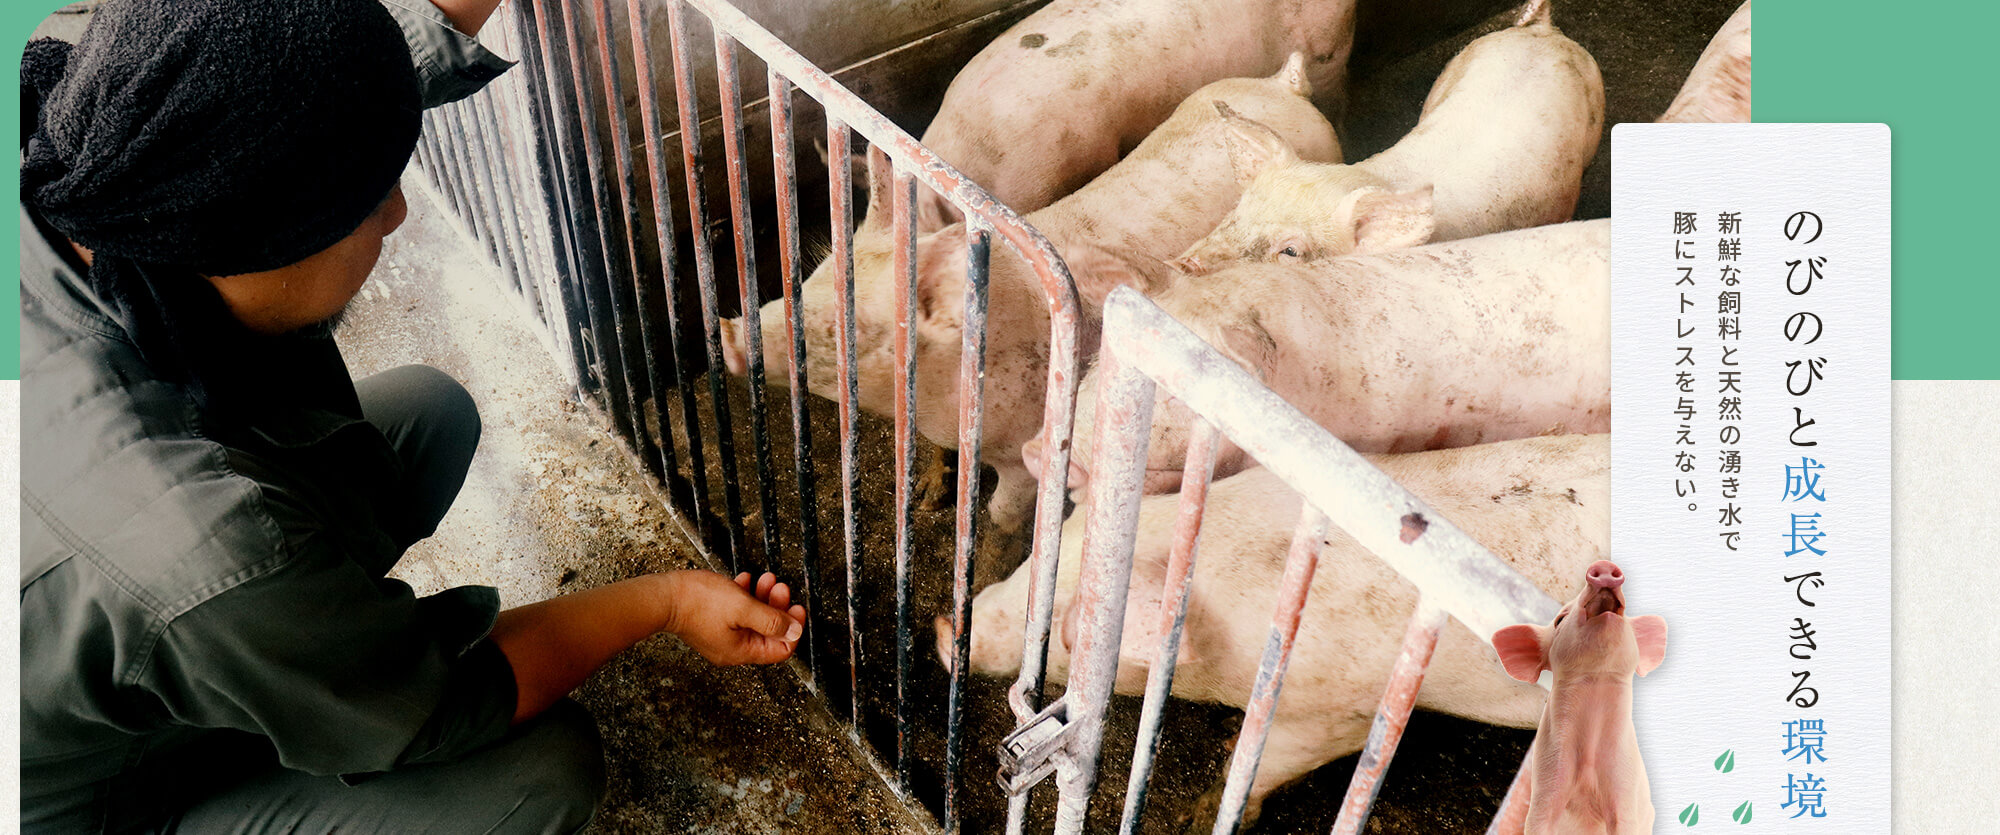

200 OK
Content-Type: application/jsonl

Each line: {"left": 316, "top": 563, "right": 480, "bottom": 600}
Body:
{"left": 427, "top": 0, "right": 506, "bottom": 36}
{"left": 489, "top": 572, "right": 680, "bottom": 723}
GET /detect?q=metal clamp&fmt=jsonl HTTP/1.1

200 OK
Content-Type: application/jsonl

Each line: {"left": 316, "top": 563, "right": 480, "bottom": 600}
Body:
{"left": 997, "top": 698, "right": 1073, "bottom": 796}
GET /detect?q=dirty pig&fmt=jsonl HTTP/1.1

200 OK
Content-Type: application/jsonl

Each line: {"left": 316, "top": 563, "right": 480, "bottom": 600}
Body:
{"left": 1174, "top": 0, "right": 1603, "bottom": 274}
{"left": 723, "top": 58, "right": 1339, "bottom": 531}
{"left": 1033, "top": 220, "right": 1609, "bottom": 497}
{"left": 957, "top": 434, "right": 1611, "bottom": 828}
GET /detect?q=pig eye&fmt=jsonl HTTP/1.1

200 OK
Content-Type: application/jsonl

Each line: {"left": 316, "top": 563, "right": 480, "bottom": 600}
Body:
{"left": 1552, "top": 608, "right": 1569, "bottom": 627}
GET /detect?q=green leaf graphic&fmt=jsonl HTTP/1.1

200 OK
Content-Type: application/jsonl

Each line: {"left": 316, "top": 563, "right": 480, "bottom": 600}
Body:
{"left": 1679, "top": 803, "right": 1700, "bottom": 826}
{"left": 1714, "top": 749, "right": 1736, "bottom": 773}
{"left": 1733, "top": 801, "right": 1753, "bottom": 824}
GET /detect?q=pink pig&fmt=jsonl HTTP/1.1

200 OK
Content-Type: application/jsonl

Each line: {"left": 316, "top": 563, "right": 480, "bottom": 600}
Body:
{"left": 1491, "top": 560, "right": 1666, "bottom": 834}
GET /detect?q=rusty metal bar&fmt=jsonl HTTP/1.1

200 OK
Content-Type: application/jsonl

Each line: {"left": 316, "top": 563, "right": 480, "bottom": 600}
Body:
{"left": 451, "top": 101, "right": 515, "bottom": 292}
{"left": 943, "top": 221, "right": 993, "bottom": 832}
{"left": 1331, "top": 598, "right": 1452, "bottom": 834}
{"left": 1047, "top": 342, "right": 1156, "bottom": 835}
{"left": 465, "top": 91, "right": 537, "bottom": 318}
{"left": 1486, "top": 753, "right": 1533, "bottom": 835}
{"left": 767, "top": 67, "right": 821, "bottom": 680}
{"left": 509, "top": 0, "right": 595, "bottom": 395}
{"left": 827, "top": 118, "right": 864, "bottom": 729}
{"left": 555, "top": 0, "right": 652, "bottom": 463}
{"left": 1210, "top": 502, "right": 1331, "bottom": 835}
{"left": 583, "top": 0, "right": 674, "bottom": 484}
{"left": 714, "top": 32, "right": 781, "bottom": 568}
{"left": 526, "top": 0, "right": 630, "bottom": 421}
{"left": 433, "top": 108, "right": 481, "bottom": 239}
{"left": 667, "top": 0, "right": 748, "bottom": 572}
{"left": 889, "top": 164, "right": 919, "bottom": 792}
{"left": 1118, "top": 419, "right": 1222, "bottom": 835}
{"left": 625, "top": 0, "right": 711, "bottom": 529}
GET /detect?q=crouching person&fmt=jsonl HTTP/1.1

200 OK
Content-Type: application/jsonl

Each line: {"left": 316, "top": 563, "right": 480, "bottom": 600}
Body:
{"left": 17, "top": 0, "right": 806, "bottom": 832}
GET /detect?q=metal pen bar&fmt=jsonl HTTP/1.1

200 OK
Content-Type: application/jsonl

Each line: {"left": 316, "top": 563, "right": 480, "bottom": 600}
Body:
{"left": 667, "top": 0, "right": 748, "bottom": 572}
{"left": 1100, "top": 287, "right": 1558, "bottom": 640}
{"left": 584, "top": 0, "right": 675, "bottom": 484}
{"left": 943, "top": 221, "right": 992, "bottom": 833}
{"left": 1209, "top": 503, "right": 1329, "bottom": 835}
{"left": 555, "top": 0, "right": 650, "bottom": 456}
{"left": 714, "top": 32, "right": 780, "bottom": 569}
{"left": 509, "top": 0, "right": 596, "bottom": 394}
{"left": 1331, "top": 598, "right": 1452, "bottom": 834}
{"left": 767, "top": 67, "right": 820, "bottom": 681}
{"left": 467, "top": 91, "right": 540, "bottom": 319}
{"left": 889, "top": 164, "right": 919, "bottom": 793}
{"left": 527, "top": 0, "right": 630, "bottom": 422}
{"left": 1118, "top": 420, "right": 1221, "bottom": 835}
{"left": 1048, "top": 345, "right": 1157, "bottom": 835}
{"left": 1486, "top": 753, "right": 1534, "bottom": 835}
{"left": 451, "top": 100, "right": 510, "bottom": 289}
{"left": 625, "top": 0, "right": 710, "bottom": 527}
{"left": 827, "top": 118, "right": 864, "bottom": 730}
{"left": 461, "top": 94, "right": 529, "bottom": 299}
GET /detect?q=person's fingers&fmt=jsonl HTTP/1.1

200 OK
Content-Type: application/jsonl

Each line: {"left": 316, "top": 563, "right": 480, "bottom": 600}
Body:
{"left": 734, "top": 572, "right": 754, "bottom": 591}
{"left": 756, "top": 572, "right": 778, "bottom": 600}
{"left": 768, "top": 582, "right": 791, "bottom": 612}
{"left": 736, "top": 594, "right": 799, "bottom": 642}
{"left": 788, "top": 604, "right": 807, "bottom": 624}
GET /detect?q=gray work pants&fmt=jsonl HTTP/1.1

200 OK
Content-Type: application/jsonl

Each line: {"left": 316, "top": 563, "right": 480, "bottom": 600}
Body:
{"left": 150, "top": 366, "right": 607, "bottom": 834}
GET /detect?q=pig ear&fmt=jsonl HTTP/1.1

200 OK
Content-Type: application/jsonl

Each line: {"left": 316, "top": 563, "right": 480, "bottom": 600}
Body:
{"left": 1214, "top": 316, "right": 1278, "bottom": 382}
{"left": 864, "top": 144, "right": 898, "bottom": 222}
{"left": 914, "top": 227, "right": 971, "bottom": 325}
{"left": 1338, "top": 186, "right": 1437, "bottom": 254}
{"left": 1272, "top": 51, "right": 1312, "bottom": 98}
{"left": 1490, "top": 624, "right": 1549, "bottom": 683}
{"left": 916, "top": 189, "right": 962, "bottom": 235}
{"left": 1065, "top": 242, "right": 1168, "bottom": 308}
{"left": 1630, "top": 615, "right": 1667, "bottom": 677}
{"left": 1215, "top": 103, "right": 1298, "bottom": 185}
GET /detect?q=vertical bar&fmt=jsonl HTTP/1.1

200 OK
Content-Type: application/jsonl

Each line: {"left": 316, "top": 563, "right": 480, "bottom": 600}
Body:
{"left": 511, "top": 0, "right": 596, "bottom": 394}
{"left": 527, "top": 0, "right": 632, "bottom": 423}
{"left": 456, "top": 97, "right": 526, "bottom": 295}
{"left": 714, "top": 33, "right": 781, "bottom": 568}
{"left": 1331, "top": 598, "right": 1452, "bottom": 835}
{"left": 1210, "top": 503, "right": 1332, "bottom": 835}
{"left": 443, "top": 105, "right": 498, "bottom": 258}
{"left": 768, "top": 67, "right": 821, "bottom": 679}
{"left": 828, "top": 118, "right": 864, "bottom": 730}
{"left": 555, "top": 0, "right": 652, "bottom": 461}
{"left": 469, "top": 90, "right": 545, "bottom": 324}
{"left": 943, "top": 222, "right": 992, "bottom": 832}
{"left": 667, "top": 0, "right": 747, "bottom": 571}
{"left": 1118, "top": 420, "right": 1222, "bottom": 835}
{"left": 626, "top": 0, "right": 710, "bottom": 526}
{"left": 1485, "top": 753, "right": 1534, "bottom": 835}
{"left": 585, "top": 0, "right": 674, "bottom": 484}
{"left": 1051, "top": 345, "right": 1157, "bottom": 835}
{"left": 428, "top": 109, "right": 474, "bottom": 226}
{"left": 889, "top": 165, "right": 919, "bottom": 792}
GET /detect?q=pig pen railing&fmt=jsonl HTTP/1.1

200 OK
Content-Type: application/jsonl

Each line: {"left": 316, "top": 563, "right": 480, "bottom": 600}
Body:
{"left": 411, "top": 0, "right": 1089, "bottom": 830}
{"left": 1001, "top": 286, "right": 1557, "bottom": 835}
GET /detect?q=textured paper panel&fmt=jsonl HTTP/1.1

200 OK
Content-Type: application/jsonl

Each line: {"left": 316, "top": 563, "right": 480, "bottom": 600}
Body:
{"left": 1613, "top": 123, "right": 1890, "bottom": 831}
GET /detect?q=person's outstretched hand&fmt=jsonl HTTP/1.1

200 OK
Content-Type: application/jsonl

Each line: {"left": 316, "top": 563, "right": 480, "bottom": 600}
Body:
{"left": 665, "top": 570, "right": 808, "bottom": 666}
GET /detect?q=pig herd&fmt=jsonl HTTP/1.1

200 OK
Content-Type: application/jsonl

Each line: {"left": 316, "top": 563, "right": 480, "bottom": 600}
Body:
{"left": 713, "top": 0, "right": 1748, "bottom": 829}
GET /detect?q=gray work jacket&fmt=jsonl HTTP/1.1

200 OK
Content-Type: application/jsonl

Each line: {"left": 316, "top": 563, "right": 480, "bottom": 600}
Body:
{"left": 20, "top": 4, "right": 519, "bottom": 831}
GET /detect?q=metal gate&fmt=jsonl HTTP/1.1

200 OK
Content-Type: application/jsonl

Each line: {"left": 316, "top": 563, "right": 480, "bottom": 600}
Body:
{"left": 1002, "top": 286, "right": 1552, "bottom": 834}
{"left": 413, "top": 1, "right": 1551, "bottom": 832}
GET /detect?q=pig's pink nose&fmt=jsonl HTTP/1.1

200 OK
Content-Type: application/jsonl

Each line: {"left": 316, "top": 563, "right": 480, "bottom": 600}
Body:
{"left": 1586, "top": 560, "right": 1624, "bottom": 589}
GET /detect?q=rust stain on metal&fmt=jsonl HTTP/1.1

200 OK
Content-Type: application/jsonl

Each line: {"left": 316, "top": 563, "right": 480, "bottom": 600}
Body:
{"left": 1399, "top": 512, "right": 1429, "bottom": 544}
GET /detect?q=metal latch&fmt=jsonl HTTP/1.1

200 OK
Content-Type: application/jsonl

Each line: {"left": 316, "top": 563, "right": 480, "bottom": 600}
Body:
{"left": 996, "top": 698, "right": 1073, "bottom": 796}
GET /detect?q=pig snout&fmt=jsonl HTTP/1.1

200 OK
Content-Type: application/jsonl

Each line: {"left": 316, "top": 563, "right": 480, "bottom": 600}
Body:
{"left": 1022, "top": 431, "right": 1088, "bottom": 489}
{"left": 1581, "top": 559, "right": 1626, "bottom": 618}
{"left": 718, "top": 317, "right": 750, "bottom": 376}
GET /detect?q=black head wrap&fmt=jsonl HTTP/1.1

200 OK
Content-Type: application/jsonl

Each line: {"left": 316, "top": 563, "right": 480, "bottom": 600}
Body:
{"left": 21, "top": 0, "right": 422, "bottom": 420}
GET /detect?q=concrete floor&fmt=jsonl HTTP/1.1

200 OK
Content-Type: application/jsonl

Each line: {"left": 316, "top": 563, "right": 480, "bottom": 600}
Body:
{"left": 338, "top": 173, "right": 928, "bottom": 834}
